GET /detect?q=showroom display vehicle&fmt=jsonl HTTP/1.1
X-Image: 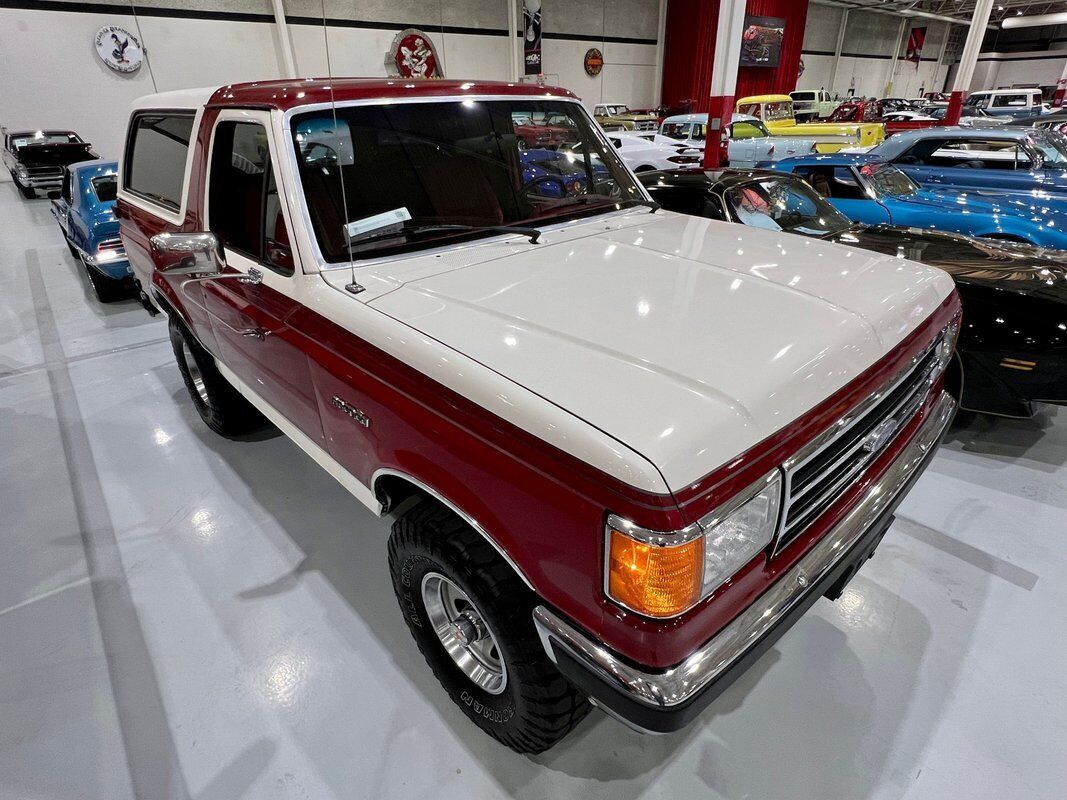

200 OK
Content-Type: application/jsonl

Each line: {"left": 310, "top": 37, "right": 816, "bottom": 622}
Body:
{"left": 2, "top": 127, "right": 97, "bottom": 198}
{"left": 116, "top": 78, "right": 960, "bottom": 751}
{"left": 865, "top": 127, "right": 1067, "bottom": 195}
{"left": 734, "top": 95, "right": 885, "bottom": 153}
{"left": 771, "top": 153, "right": 1067, "bottom": 249}
{"left": 49, "top": 159, "right": 133, "bottom": 301}
{"left": 658, "top": 113, "right": 817, "bottom": 167}
{"left": 593, "top": 103, "right": 659, "bottom": 131}
{"left": 789, "top": 89, "right": 837, "bottom": 121}
{"left": 642, "top": 167, "right": 1067, "bottom": 417}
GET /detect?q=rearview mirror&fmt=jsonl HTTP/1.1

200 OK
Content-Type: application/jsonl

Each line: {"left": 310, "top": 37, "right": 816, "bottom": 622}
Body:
{"left": 150, "top": 232, "right": 224, "bottom": 276}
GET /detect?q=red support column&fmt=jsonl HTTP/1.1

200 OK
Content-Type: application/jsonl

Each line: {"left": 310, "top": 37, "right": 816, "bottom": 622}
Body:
{"left": 703, "top": 94, "right": 734, "bottom": 168}
{"left": 702, "top": 0, "right": 748, "bottom": 169}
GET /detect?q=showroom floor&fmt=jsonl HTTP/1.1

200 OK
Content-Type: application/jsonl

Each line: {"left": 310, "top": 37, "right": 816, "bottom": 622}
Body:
{"left": 1, "top": 181, "right": 1064, "bottom": 800}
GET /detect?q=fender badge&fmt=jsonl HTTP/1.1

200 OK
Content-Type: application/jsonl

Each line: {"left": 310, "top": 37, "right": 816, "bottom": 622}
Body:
{"left": 331, "top": 396, "right": 371, "bottom": 427}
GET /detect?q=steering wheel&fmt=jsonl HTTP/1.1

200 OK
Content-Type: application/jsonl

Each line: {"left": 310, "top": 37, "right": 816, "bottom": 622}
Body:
{"left": 522, "top": 175, "right": 571, "bottom": 199}
{"left": 303, "top": 141, "right": 338, "bottom": 165}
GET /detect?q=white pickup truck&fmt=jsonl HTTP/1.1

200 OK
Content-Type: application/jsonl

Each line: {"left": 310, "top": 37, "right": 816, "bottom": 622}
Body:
{"left": 116, "top": 78, "right": 960, "bottom": 752}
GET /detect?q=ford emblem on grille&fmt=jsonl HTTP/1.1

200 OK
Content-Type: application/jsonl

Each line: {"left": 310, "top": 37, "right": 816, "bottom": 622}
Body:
{"left": 862, "top": 417, "right": 900, "bottom": 454}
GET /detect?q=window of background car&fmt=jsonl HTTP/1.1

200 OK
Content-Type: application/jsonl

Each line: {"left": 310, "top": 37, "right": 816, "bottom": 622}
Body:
{"left": 1028, "top": 133, "right": 1067, "bottom": 165}
{"left": 992, "top": 94, "right": 1029, "bottom": 108}
{"left": 731, "top": 121, "right": 765, "bottom": 139}
{"left": 290, "top": 100, "right": 642, "bottom": 263}
{"left": 90, "top": 174, "right": 117, "bottom": 202}
{"left": 12, "top": 132, "right": 81, "bottom": 149}
{"left": 724, "top": 178, "right": 850, "bottom": 236}
{"left": 861, "top": 163, "right": 918, "bottom": 197}
{"left": 124, "top": 113, "right": 194, "bottom": 211}
{"left": 660, "top": 122, "right": 693, "bottom": 140}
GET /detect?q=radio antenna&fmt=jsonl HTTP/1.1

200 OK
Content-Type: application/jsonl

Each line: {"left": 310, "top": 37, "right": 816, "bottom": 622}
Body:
{"left": 318, "top": 1, "right": 362, "bottom": 294}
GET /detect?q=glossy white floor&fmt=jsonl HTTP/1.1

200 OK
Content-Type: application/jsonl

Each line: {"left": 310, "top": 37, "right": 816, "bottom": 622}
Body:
{"left": 1, "top": 182, "right": 1064, "bottom": 800}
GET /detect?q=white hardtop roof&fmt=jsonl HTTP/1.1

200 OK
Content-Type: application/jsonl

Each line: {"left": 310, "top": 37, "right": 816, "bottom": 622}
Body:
{"left": 129, "top": 86, "right": 217, "bottom": 112}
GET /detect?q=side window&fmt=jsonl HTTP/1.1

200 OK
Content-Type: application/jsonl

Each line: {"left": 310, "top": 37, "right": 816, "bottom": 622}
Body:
{"left": 124, "top": 113, "right": 194, "bottom": 211}
{"left": 992, "top": 94, "right": 1027, "bottom": 108}
{"left": 797, "top": 166, "right": 865, "bottom": 200}
{"left": 732, "top": 121, "right": 762, "bottom": 139}
{"left": 208, "top": 120, "right": 292, "bottom": 274}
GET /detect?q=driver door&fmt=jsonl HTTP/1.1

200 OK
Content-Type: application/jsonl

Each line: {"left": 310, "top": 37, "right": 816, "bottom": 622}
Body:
{"left": 200, "top": 113, "right": 326, "bottom": 447}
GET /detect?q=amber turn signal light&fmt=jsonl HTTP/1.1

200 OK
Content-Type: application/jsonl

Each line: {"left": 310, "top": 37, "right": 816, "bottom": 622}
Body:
{"left": 607, "top": 527, "right": 704, "bottom": 618}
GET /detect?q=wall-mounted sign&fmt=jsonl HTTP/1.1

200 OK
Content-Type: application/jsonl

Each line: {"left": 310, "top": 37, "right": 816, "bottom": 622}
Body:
{"left": 386, "top": 29, "right": 443, "bottom": 79}
{"left": 906, "top": 26, "right": 927, "bottom": 64}
{"left": 739, "top": 15, "right": 785, "bottom": 68}
{"left": 584, "top": 48, "right": 603, "bottom": 77}
{"left": 523, "top": 0, "right": 542, "bottom": 76}
{"left": 94, "top": 25, "right": 143, "bottom": 74}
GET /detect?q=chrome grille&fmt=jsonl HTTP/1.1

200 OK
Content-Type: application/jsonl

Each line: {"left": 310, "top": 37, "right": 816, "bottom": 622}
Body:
{"left": 634, "top": 121, "right": 657, "bottom": 131}
{"left": 776, "top": 339, "right": 942, "bottom": 552}
{"left": 25, "top": 165, "right": 62, "bottom": 178}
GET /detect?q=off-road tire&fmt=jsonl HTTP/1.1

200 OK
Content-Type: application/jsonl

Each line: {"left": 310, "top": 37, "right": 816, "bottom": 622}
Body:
{"left": 388, "top": 500, "right": 590, "bottom": 753}
{"left": 168, "top": 315, "right": 266, "bottom": 436}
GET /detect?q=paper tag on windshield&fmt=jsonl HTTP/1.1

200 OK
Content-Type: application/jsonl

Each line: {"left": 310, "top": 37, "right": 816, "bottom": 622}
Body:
{"left": 345, "top": 207, "right": 412, "bottom": 242}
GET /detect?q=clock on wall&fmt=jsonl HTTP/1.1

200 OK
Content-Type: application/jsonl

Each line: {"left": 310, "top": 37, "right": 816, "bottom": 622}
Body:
{"left": 94, "top": 25, "right": 144, "bottom": 74}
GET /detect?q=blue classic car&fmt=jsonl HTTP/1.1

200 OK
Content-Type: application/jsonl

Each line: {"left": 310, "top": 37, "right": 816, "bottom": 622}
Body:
{"left": 520, "top": 147, "right": 610, "bottom": 198}
{"left": 771, "top": 153, "right": 1067, "bottom": 248}
{"left": 50, "top": 160, "right": 133, "bottom": 301}
{"left": 863, "top": 127, "right": 1067, "bottom": 196}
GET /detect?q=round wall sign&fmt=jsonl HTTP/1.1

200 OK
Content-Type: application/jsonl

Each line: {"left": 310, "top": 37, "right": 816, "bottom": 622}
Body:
{"left": 386, "top": 29, "right": 443, "bottom": 79}
{"left": 94, "top": 25, "right": 144, "bottom": 73}
{"left": 584, "top": 48, "right": 604, "bottom": 77}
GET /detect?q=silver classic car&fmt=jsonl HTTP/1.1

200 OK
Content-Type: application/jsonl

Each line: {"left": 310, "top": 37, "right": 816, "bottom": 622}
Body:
{"left": 657, "top": 113, "right": 817, "bottom": 168}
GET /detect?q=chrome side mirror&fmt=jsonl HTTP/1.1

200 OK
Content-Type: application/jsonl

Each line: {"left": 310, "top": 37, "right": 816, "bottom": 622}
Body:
{"left": 150, "top": 232, "right": 225, "bottom": 276}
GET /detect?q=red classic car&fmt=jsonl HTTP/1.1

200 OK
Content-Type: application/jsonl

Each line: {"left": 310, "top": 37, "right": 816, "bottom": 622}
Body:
{"left": 116, "top": 78, "right": 960, "bottom": 752}
{"left": 828, "top": 99, "right": 940, "bottom": 137}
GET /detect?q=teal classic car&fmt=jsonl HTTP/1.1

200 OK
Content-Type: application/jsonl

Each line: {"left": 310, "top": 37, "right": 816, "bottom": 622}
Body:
{"left": 771, "top": 152, "right": 1067, "bottom": 249}
{"left": 50, "top": 160, "right": 133, "bottom": 301}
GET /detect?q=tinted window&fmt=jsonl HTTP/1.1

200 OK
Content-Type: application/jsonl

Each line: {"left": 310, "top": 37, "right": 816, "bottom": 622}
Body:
{"left": 796, "top": 166, "right": 867, "bottom": 201}
{"left": 91, "top": 175, "right": 117, "bottom": 202}
{"left": 125, "top": 113, "right": 194, "bottom": 211}
{"left": 209, "top": 121, "right": 269, "bottom": 262}
{"left": 992, "top": 94, "right": 1029, "bottom": 108}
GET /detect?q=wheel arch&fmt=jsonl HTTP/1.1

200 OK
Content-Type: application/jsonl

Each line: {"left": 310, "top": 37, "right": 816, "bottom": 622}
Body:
{"left": 373, "top": 468, "right": 536, "bottom": 591}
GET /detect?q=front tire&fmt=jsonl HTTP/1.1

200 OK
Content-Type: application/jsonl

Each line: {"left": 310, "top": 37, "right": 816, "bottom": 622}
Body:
{"left": 168, "top": 315, "right": 266, "bottom": 436}
{"left": 18, "top": 181, "right": 35, "bottom": 199}
{"left": 388, "top": 500, "right": 590, "bottom": 753}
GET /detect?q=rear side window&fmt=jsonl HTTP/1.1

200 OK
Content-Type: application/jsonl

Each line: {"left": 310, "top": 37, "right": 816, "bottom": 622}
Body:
{"left": 124, "top": 113, "right": 194, "bottom": 211}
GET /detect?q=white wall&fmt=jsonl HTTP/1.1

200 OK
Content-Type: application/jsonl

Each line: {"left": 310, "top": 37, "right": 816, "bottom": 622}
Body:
{"left": 0, "top": 0, "right": 662, "bottom": 181}
{"left": 797, "top": 6, "right": 952, "bottom": 99}
{"left": 971, "top": 51, "right": 1067, "bottom": 90}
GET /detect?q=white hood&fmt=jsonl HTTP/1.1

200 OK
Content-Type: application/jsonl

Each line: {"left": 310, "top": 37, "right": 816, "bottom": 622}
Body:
{"left": 329, "top": 211, "right": 954, "bottom": 491}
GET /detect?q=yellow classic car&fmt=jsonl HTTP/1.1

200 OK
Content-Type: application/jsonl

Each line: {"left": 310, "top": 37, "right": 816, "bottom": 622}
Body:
{"left": 735, "top": 94, "right": 885, "bottom": 153}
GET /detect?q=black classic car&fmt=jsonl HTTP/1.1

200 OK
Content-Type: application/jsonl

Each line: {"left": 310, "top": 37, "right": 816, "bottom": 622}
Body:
{"left": 641, "top": 168, "right": 1067, "bottom": 418}
{"left": 2, "top": 127, "right": 97, "bottom": 199}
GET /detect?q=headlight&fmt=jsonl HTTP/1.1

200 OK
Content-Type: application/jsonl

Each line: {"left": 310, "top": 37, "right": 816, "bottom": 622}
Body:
{"left": 934, "top": 315, "right": 961, "bottom": 374}
{"left": 606, "top": 470, "right": 782, "bottom": 618}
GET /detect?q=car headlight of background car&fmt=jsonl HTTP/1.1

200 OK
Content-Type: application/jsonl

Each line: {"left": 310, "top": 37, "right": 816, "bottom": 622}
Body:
{"left": 606, "top": 470, "right": 783, "bottom": 618}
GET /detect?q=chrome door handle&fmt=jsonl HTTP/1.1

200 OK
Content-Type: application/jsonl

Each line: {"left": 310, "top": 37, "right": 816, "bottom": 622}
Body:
{"left": 240, "top": 266, "right": 263, "bottom": 285}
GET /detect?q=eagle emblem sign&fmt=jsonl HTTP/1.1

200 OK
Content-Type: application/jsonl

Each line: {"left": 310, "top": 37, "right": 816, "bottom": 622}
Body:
{"left": 386, "top": 29, "right": 443, "bottom": 79}
{"left": 94, "top": 25, "right": 144, "bottom": 74}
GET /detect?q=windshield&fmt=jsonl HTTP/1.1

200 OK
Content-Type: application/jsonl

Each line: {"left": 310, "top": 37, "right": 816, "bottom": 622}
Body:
{"left": 860, "top": 163, "right": 918, "bottom": 196}
{"left": 1028, "top": 132, "right": 1067, "bottom": 164}
{"left": 723, "top": 177, "right": 851, "bottom": 237}
{"left": 13, "top": 132, "right": 80, "bottom": 149}
{"left": 90, "top": 174, "right": 117, "bottom": 202}
{"left": 828, "top": 105, "right": 860, "bottom": 122}
{"left": 661, "top": 122, "right": 706, "bottom": 141}
{"left": 291, "top": 100, "right": 643, "bottom": 262}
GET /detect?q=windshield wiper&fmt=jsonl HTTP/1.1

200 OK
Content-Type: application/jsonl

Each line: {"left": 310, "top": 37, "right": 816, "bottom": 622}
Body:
{"left": 544, "top": 196, "right": 661, "bottom": 213}
{"left": 349, "top": 221, "right": 541, "bottom": 246}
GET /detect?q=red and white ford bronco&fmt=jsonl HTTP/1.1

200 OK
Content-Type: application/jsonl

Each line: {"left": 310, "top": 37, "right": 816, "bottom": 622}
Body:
{"left": 117, "top": 79, "right": 960, "bottom": 752}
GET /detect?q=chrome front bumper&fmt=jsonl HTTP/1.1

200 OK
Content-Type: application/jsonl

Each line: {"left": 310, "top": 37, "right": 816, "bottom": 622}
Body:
{"left": 534, "top": 390, "right": 956, "bottom": 733}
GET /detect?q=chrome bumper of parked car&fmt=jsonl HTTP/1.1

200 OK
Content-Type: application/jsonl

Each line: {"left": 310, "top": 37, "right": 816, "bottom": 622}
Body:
{"left": 533, "top": 390, "right": 956, "bottom": 733}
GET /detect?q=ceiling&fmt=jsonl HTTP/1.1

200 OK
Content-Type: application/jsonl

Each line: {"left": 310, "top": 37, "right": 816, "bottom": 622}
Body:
{"left": 830, "top": 1, "right": 1067, "bottom": 24}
